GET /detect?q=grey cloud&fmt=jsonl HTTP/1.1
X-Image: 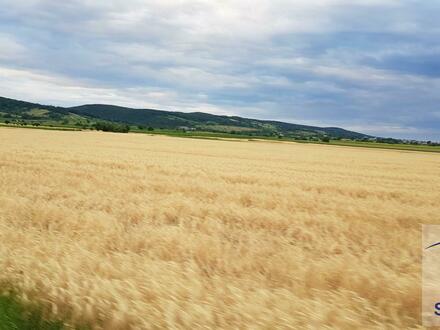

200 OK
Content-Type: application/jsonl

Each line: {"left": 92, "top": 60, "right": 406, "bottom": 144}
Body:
{"left": 0, "top": 0, "right": 439, "bottom": 140}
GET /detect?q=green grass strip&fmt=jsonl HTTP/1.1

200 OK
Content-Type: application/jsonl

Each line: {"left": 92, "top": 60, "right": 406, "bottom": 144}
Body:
{"left": 0, "top": 295, "right": 64, "bottom": 330}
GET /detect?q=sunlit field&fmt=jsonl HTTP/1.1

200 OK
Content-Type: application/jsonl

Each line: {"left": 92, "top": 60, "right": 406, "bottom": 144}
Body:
{"left": 1, "top": 127, "right": 439, "bottom": 329}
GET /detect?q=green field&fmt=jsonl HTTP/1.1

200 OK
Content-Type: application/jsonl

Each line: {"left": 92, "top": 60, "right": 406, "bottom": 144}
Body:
{"left": 134, "top": 128, "right": 440, "bottom": 153}
{"left": 326, "top": 139, "right": 440, "bottom": 153}
{"left": 0, "top": 123, "right": 80, "bottom": 131}
{"left": 2, "top": 122, "right": 439, "bottom": 153}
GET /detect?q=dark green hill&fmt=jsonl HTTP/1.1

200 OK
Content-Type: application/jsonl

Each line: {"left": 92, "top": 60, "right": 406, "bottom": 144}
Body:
{"left": 0, "top": 96, "right": 371, "bottom": 139}
{"left": 68, "top": 104, "right": 369, "bottom": 139}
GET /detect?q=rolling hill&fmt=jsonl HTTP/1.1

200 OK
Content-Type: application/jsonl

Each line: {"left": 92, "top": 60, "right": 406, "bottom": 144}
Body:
{"left": 0, "top": 96, "right": 371, "bottom": 139}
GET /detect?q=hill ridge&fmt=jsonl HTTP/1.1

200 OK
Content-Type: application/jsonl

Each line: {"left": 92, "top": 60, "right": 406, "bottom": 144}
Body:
{"left": 0, "top": 95, "right": 370, "bottom": 139}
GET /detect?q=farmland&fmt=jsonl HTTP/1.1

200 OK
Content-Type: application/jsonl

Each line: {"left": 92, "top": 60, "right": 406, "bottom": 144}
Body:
{"left": 0, "top": 127, "right": 439, "bottom": 329}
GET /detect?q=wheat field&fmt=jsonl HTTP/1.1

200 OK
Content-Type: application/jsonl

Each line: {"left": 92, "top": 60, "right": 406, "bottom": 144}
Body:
{"left": 0, "top": 127, "right": 439, "bottom": 329}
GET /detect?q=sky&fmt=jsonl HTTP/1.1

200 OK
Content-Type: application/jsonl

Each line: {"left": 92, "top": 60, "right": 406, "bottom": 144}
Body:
{"left": 0, "top": 0, "right": 439, "bottom": 140}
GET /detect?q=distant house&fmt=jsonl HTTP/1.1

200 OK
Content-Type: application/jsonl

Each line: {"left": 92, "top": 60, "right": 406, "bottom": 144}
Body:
{"left": 178, "top": 126, "right": 195, "bottom": 132}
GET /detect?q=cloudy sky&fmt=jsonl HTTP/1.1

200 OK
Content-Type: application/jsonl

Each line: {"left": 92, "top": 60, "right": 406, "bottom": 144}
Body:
{"left": 0, "top": 0, "right": 439, "bottom": 140}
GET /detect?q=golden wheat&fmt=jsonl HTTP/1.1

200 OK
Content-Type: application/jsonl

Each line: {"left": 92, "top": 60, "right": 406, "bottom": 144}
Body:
{"left": 0, "top": 127, "right": 439, "bottom": 329}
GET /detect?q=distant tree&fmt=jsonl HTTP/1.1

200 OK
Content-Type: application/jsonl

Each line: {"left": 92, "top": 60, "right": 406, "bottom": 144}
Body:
{"left": 94, "top": 122, "right": 130, "bottom": 133}
{"left": 321, "top": 136, "right": 330, "bottom": 142}
{"left": 4, "top": 120, "right": 10, "bottom": 124}
{"left": 147, "top": 127, "right": 154, "bottom": 131}
{"left": 137, "top": 125, "right": 145, "bottom": 130}
{"left": 377, "top": 138, "right": 399, "bottom": 144}
{"left": 21, "top": 113, "right": 33, "bottom": 120}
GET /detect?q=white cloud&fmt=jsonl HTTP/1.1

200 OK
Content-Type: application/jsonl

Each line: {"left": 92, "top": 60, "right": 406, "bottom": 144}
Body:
{"left": 0, "top": 66, "right": 248, "bottom": 116}
{"left": 0, "top": 66, "right": 172, "bottom": 108}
